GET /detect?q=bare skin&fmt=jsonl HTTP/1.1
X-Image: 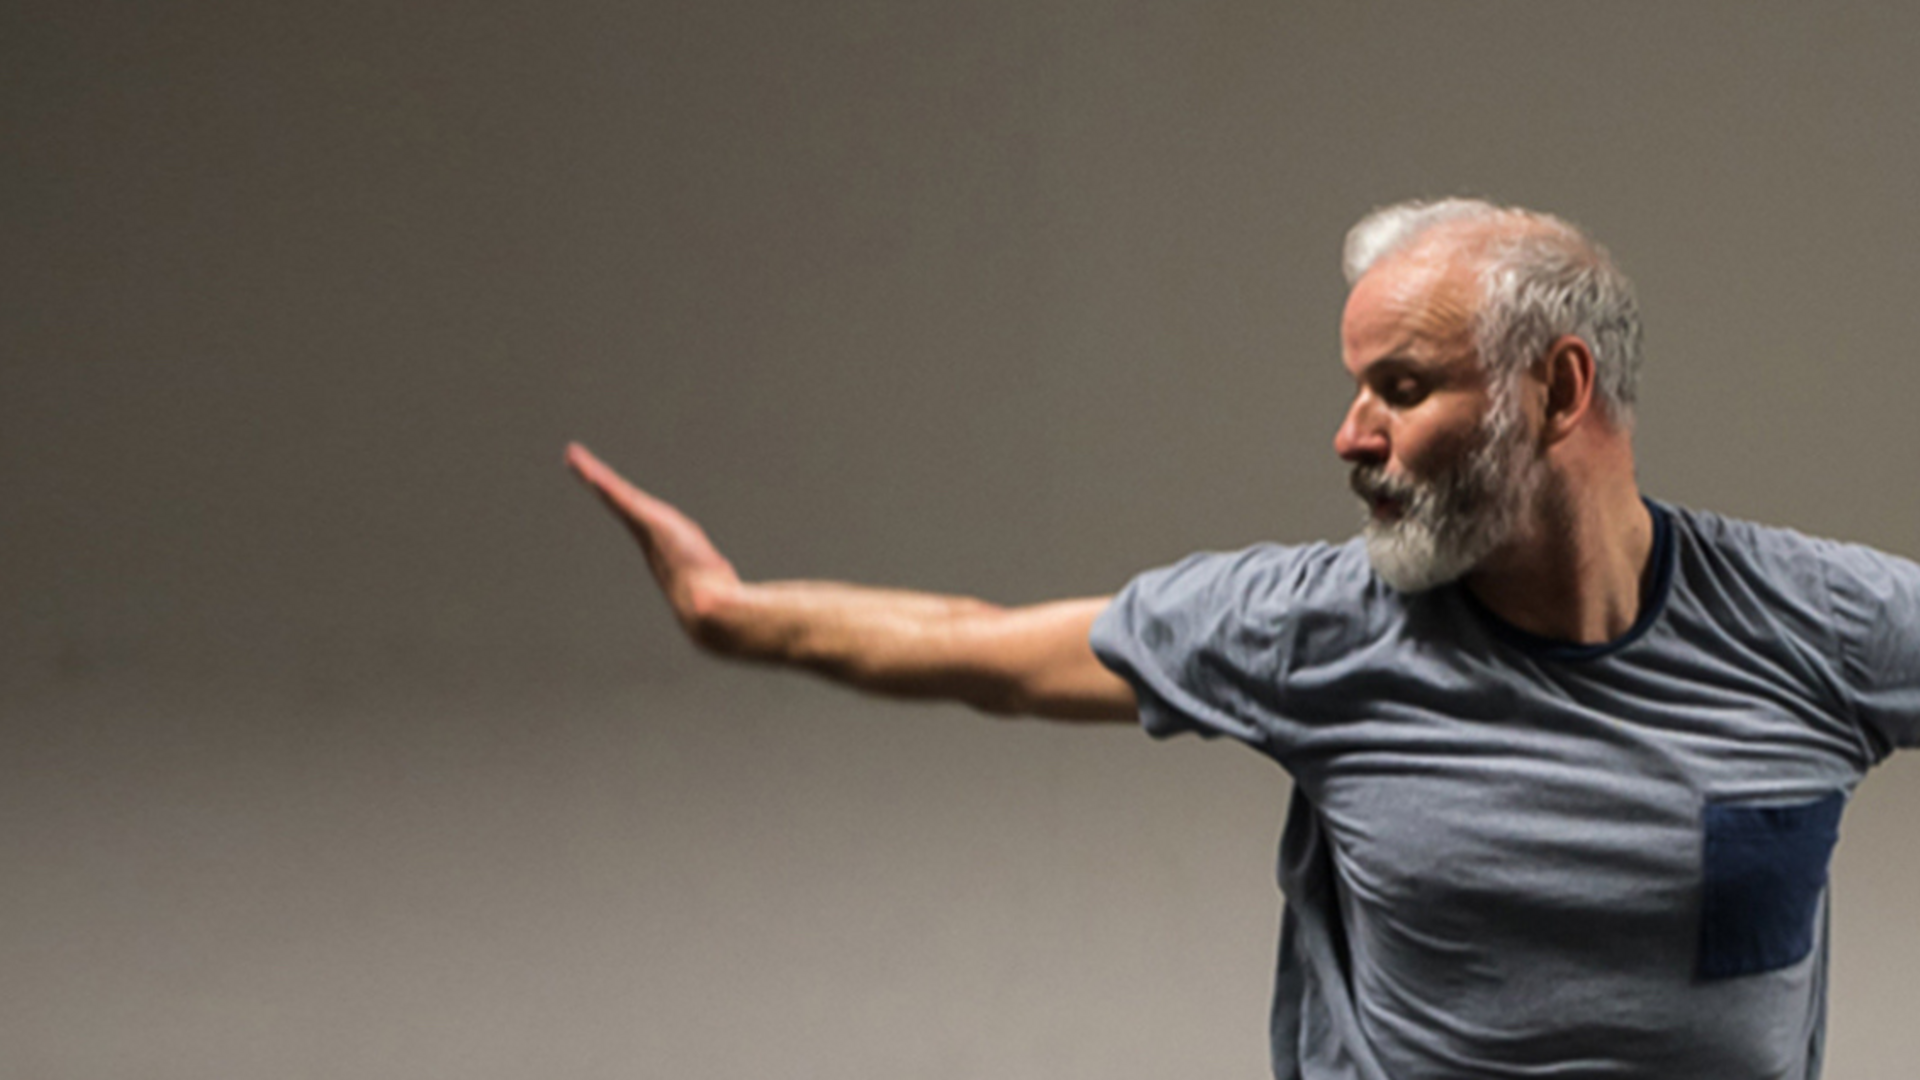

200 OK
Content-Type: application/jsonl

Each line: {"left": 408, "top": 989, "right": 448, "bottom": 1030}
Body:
{"left": 565, "top": 443, "right": 1137, "bottom": 721}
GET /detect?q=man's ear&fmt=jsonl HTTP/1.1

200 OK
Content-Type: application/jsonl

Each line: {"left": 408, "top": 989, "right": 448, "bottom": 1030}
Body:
{"left": 1539, "top": 335, "right": 1597, "bottom": 443}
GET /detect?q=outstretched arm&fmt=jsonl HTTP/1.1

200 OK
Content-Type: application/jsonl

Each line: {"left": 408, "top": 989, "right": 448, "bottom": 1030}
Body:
{"left": 566, "top": 443, "right": 1137, "bottom": 722}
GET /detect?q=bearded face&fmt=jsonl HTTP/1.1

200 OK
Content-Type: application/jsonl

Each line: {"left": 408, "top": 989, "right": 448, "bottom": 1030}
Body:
{"left": 1350, "top": 388, "right": 1536, "bottom": 593}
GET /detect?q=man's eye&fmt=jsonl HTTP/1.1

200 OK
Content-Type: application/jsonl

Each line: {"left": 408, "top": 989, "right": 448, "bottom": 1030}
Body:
{"left": 1381, "top": 378, "right": 1426, "bottom": 406}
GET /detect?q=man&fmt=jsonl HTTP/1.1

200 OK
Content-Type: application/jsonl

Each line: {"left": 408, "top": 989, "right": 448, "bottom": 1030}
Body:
{"left": 568, "top": 198, "right": 1920, "bottom": 1079}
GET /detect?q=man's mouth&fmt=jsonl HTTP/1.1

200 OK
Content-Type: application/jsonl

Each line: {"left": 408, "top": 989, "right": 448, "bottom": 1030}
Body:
{"left": 1350, "top": 469, "right": 1406, "bottom": 522}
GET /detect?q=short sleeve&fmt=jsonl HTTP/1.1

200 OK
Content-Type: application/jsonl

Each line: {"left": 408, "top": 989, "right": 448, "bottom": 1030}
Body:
{"left": 1089, "top": 540, "right": 1379, "bottom": 749}
{"left": 1824, "top": 541, "right": 1920, "bottom": 759}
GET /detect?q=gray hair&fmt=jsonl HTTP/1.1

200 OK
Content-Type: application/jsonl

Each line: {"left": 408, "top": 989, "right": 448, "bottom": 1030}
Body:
{"left": 1343, "top": 198, "right": 1644, "bottom": 425}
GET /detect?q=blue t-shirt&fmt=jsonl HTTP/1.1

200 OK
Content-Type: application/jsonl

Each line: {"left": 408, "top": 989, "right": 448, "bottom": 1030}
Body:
{"left": 1091, "top": 502, "right": 1920, "bottom": 1080}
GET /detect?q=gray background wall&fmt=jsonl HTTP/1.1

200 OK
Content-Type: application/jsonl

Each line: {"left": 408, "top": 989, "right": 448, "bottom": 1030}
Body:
{"left": 6, "top": 2, "right": 1920, "bottom": 1077}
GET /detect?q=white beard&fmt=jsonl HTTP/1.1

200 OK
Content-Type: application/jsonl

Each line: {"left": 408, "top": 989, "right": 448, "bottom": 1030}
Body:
{"left": 1352, "top": 395, "right": 1537, "bottom": 593}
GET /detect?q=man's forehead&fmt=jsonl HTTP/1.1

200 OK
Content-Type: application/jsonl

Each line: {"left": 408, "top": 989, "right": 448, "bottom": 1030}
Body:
{"left": 1342, "top": 248, "right": 1479, "bottom": 358}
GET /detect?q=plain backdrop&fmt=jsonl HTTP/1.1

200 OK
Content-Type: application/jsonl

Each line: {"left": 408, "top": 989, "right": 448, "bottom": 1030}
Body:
{"left": 6, "top": 2, "right": 1920, "bottom": 1077}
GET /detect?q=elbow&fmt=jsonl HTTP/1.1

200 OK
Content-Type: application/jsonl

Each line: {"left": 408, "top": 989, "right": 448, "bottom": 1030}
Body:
{"left": 959, "top": 666, "right": 1056, "bottom": 719}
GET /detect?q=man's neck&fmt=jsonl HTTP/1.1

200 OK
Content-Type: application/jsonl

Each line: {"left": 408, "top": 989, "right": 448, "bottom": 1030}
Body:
{"left": 1463, "top": 467, "right": 1654, "bottom": 646}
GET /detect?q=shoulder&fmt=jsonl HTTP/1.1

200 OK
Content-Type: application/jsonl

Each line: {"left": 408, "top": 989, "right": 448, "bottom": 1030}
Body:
{"left": 1670, "top": 503, "right": 1829, "bottom": 560}
{"left": 1668, "top": 503, "right": 1917, "bottom": 592}
{"left": 1091, "top": 538, "right": 1400, "bottom": 741}
{"left": 1664, "top": 502, "right": 1920, "bottom": 646}
{"left": 1096, "top": 537, "right": 1402, "bottom": 666}
{"left": 1120, "top": 538, "right": 1380, "bottom": 618}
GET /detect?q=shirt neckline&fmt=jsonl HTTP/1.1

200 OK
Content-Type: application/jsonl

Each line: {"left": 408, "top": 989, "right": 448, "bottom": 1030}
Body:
{"left": 1455, "top": 498, "right": 1674, "bottom": 663}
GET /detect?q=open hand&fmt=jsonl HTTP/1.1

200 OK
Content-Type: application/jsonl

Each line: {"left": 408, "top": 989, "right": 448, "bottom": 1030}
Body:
{"left": 565, "top": 442, "right": 740, "bottom": 634}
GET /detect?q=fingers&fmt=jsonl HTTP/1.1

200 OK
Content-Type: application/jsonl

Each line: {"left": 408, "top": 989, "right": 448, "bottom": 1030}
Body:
{"left": 564, "top": 442, "right": 737, "bottom": 585}
{"left": 566, "top": 442, "right": 658, "bottom": 519}
{"left": 567, "top": 442, "right": 677, "bottom": 531}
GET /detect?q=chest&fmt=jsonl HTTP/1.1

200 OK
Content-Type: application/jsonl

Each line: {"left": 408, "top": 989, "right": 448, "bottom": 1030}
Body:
{"left": 1284, "top": 646, "right": 1866, "bottom": 967}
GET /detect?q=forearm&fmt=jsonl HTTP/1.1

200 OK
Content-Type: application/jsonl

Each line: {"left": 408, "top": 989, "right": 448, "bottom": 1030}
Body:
{"left": 691, "top": 579, "right": 992, "bottom": 666}
{"left": 691, "top": 580, "right": 1130, "bottom": 720}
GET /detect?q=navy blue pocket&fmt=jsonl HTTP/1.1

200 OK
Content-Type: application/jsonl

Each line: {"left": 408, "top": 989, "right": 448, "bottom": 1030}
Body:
{"left": 1697, "top": 791, "right": 1846, "bottom": 980}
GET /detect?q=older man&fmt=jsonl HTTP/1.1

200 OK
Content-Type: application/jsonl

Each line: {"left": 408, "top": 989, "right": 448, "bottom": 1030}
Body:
{"left": 568, "top": 199, "right": 1920, "bottom": 1079}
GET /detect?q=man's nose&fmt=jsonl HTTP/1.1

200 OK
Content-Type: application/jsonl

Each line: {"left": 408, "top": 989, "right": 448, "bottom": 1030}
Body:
{"left": 1334, "top": 396, "right": 1388, "bottom": 465}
